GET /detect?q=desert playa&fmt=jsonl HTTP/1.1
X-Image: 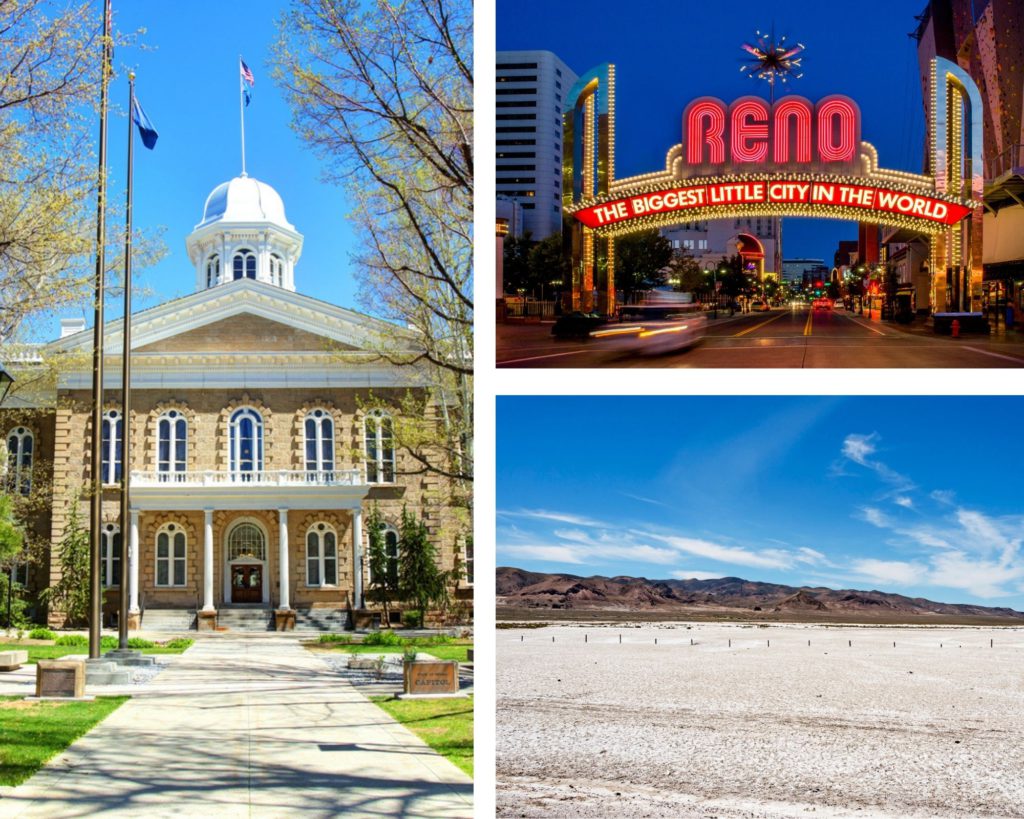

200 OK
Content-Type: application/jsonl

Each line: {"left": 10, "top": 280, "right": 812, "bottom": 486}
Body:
{"left": 497, "top": 622, "right": 1024, "bottom": 818}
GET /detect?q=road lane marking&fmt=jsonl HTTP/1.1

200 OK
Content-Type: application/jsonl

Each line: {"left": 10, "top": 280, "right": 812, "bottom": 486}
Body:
{"left": 803, "top": 311, "right": 813, "bottom": 336}
{"left": 498, "top": 349, "right": 594, "bottom": 365}
{"left": 840, "top": 313, "right": 886, "bottom": 335}
{"left": 962, "top": 346, "right": 1024, "bottom": 364}
{"left": 733, "top": 312, "right": 789, "bottom": 337}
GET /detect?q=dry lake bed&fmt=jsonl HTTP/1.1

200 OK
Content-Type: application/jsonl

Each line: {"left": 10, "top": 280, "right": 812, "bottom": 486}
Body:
{"left": 496, "top": 622, "right": 1024, "bottom": 818}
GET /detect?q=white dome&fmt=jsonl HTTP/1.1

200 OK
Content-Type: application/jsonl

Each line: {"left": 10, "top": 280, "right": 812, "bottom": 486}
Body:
{"left": 197, "top": 175, "right": 293, "bottom": 230}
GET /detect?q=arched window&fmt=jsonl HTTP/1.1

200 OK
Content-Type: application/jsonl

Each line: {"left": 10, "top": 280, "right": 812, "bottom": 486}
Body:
{"left": 100, "top": 523, "right": 121, "bottom": 586}
{"left": 304, "top": 409, "right": 334, "bottom": 479}
{"left": 205, "top": 254, "right": 220, "bottom": 288}
{"left": 269, "top": 253, "right": 283, "bottom": 286}
{"left": 370, "top": 525, "right": 399, "bottom": 587}
{"left": 156, "top": 523, "right": 187, "bottom": 587}
{"left": 228, "top": 522, "right": 266, "bottom": 562}
{"left": 305, "top": 522, "right": 338, "bottom": 586}
{"left": 364, "top": 410, "right": 395, "bottom": 484}
{"left": 157, "top": 410, "right": 187, "bottom": 480}
{"left": 230, "top": 408, "right": 263, "bottom": 479}
{"left": 5, "top": 427, "right": 33, "bottom": 495}
{"left": 232, "top": 249, "right": 256, "bottom": 280}
{"left": 101, "top": 410, "right": 122, "bottom": 485}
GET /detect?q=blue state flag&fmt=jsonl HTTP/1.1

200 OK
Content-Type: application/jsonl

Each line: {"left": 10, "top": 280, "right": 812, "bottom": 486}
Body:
{"left": 131, "top": 96, "right": 159, "bottom": 149}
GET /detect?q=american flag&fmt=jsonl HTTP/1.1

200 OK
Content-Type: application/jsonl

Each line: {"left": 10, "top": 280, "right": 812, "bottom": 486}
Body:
{"left": 240, "top": 59, "right": 255, "bottom": 87}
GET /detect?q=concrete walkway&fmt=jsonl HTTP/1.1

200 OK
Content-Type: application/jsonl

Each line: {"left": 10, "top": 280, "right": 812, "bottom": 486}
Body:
{"left": 0, "top": 634, "right": 472, "bottom": 817}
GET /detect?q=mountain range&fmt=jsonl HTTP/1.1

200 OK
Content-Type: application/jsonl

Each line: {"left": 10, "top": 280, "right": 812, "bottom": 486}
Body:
{"left": 496, "top": 567, "right": 1024, "bottom": 622}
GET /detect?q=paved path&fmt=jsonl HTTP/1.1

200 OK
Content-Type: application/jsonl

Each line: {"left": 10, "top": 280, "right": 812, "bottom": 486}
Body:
{"left": 0, "top": 634, "right": 472, "bottom": 817}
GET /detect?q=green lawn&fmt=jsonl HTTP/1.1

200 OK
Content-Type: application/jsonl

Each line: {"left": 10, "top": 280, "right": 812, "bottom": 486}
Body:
{"left": 0, "top": 695, "right": 128, "bottom": 786}
{"left": 371, "top": 695, "right": 473, "bottom": 776}
{"left": 309, "top": 641, "right": 473, "bottom": 663}
{"left": 0, "top": 641, "right": 193, "bottom": 664}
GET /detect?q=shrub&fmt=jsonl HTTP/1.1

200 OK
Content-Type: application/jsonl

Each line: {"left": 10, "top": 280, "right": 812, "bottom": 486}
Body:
{"left": 28, "top": 628, "right": 56, "bottom": 641}
{"left": 402, "top": 610, "right": 421, "bottom": 629}
{"left": 317, "top": 634, "right": 352, "bottom": 644}
{"left": 126, "top": 637, "right": 155, "bottom": 649}
{"left": 54, "top": 634, "right": 87, "bottom": 646}
{"left": 100, "top": 635, "right": 117, "bottom": 649}
{"left": 362, "top": 630, "right": 402, "bottom": 647}
{"left": 162, "top": 638, "right": 194, "bottom": 650}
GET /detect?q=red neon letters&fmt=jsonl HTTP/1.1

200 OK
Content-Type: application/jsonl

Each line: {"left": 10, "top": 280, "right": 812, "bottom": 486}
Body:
{"left": 683, "top": 95, "right": 860, "bottom": 168}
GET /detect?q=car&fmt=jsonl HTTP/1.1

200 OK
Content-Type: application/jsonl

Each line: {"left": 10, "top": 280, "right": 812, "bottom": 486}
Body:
{"left": 551, "top": 311, "right": 607, "bottom": 339}
{"left": 812, "top": 298, "right": 833, "bottom": 310}
{"left": 589, "top": 313, "right": 708, "bottom": 355}
{"left": 750, "top": 300, "right": 770, "bottom": 312}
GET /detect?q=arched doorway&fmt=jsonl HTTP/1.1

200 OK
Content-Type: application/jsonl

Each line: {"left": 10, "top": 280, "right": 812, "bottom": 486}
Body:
{"left": 224, "top": 520, "right": 269, "bottom": 604}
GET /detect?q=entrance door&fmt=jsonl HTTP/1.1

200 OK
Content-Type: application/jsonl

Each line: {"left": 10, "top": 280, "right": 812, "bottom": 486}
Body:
{"left": 231, "top": 564, "right": 263, "bottom": 603}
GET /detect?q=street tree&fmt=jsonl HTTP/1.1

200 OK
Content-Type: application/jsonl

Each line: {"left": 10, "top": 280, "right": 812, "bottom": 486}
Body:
{"left": 365, "top": 503, "right": 396, "bottom": 625}
{"left": 396, "top": 505, "right": 447, "bottom": 628}
{"left": 39, "top": 494, "right": 92, "bottom": 626}
{"left": 614, "top": 229, "right": 673, "bottom": 300}
{"left": 527, "top": 234, "right": 570, "bottom": 299}
{"left": 501, "top": 233, "right": 535, "bottom": 295}
{"left": 667, "top": 248, "right": 704, "bottom": 294}
{"left": 273, "top": 0, "right": 472, "bottom": 495}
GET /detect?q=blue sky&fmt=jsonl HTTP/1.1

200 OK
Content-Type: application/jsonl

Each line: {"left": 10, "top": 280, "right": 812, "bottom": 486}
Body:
{"left": 497, "top": 0, "right": 927, "bottom": 264}
{"left": 56, "top": 1, "right": 360, "bottom": 335}
{"left": 497, "top": 397, "right": 1024, "bottom": 610}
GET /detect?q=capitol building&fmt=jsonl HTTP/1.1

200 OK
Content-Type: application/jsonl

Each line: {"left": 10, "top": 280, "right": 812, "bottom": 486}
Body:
{"left": 4, "top": 174, "right": 471, "bottom": 631}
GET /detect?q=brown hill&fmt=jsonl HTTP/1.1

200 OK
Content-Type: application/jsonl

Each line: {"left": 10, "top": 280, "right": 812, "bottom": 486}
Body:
{"left": 496, "top": 566, "right": 1024, "bottom": 622}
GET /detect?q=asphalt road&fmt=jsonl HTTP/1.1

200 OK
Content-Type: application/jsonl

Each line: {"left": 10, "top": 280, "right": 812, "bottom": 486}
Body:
{"left": 496, "top": 305, "right": 1024, "bottom": 368}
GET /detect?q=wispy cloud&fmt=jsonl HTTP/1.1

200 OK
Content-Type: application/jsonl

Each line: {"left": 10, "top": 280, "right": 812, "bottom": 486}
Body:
{"left": 851, "top": 558, "right": 924, "bottom": 587}
{"left": 620, "top": 492, "right": 673, "bottom": 509}
{"left": 498, "top": 509, "right": 607, "bottom": 527}
{"left": 839, "top": 432, "right": 915, "bottom": 495}
{"left": 669, "top": 569, "right": 724, "bottom": 581}
{"left": 894, "top": 496, "right": 914, "bottom": 509}
{"left": 859, "top": 506, "right": 893, "bottom": 528}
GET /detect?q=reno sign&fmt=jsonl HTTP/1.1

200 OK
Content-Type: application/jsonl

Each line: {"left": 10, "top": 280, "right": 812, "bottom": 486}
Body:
{"left": 682, "top": 95, "right": 859, "bottom": 173}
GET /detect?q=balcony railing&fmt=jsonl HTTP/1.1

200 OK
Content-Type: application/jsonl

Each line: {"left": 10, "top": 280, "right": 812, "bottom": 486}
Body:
{"left": 131, "top": 468, "right": 364, "bottom": 487}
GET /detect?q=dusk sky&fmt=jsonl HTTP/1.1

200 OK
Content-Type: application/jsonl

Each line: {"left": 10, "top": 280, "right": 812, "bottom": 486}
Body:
{"left": 497, "top": 397, "right": 1024, "bottom": 610}
{"left": 53, "top": 1, "right": 361, "bottom": 335}
{"left": 497, "top": 0, "right": 927, "bottom": 264}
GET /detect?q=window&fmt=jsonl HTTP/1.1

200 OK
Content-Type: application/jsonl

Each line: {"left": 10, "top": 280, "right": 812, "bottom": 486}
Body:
{"left": 306, "top": 523, "right": 338, "bottom": 586}
{"left": 269, "top": 253, "right": 284, "bottom": 286}
{"left": 5, "top": 427, "right": 32, "bottom": 495}
{"left": 205, "top": 254, "right": 220, "bottom": 287}
{"left": 101, "top": 410, "right": 122, "bottom": 484}
{"left": 464, "top": 539, "right": 474, "bottom": 585}
{"left": 12, "top": 561, "right": 28, "bottom": 587}
{"left": 100, "top": 523, "right": 121, "bottom": 586}
{"left": 229, "top": 408, "right": 263, "bottom": 477}
{"left": 157, "top": 410, "right": 187, "bottom": 479}
{"left": 304, "top": 409, "right": 334, "bottom": 478}
{"left": 228, "top": 522, "right": 266, "bottom": 562}
{"left": 496, "top": 126, "right": 536, "bottom": 134}
{"left": 496, "top": 74, "right": 537, "bottom": 82}
{"left": 370, "top": 525, "right": 399, "bottom": 587}
{"left": 496, "top": 100, "right": 537, "bottom": 107}
{"left": 364, "top": 411, "right": 395, "bottom": 484}
{"left": 496, "top": 87, "right": 537, "bottom": 95}
{"left": 156, "top": 524, "right": 186, "bottom": 586}
{"left": 496, "top": 114, "right": 536, "bottom": 121}
{"left": 232, "top": 249, "right": 256, "bottom": 280}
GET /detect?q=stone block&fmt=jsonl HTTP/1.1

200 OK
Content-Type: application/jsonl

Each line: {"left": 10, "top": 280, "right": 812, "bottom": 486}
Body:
{"left": 198, "top": 610, "right": 218, "bottom": 631}
{"left": 274, "top": 609, "right": 296, "bottom": 631}
{"left": 0, "top": 650, "right": 28, "bottom": 671}
{"left": 36, "top": 660, "right": 85, "bottom": 697}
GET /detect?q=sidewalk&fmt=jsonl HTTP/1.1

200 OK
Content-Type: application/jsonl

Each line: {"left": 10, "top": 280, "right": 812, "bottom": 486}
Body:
{"left": 0, "top": 634, "right": 472, "bottom": 818}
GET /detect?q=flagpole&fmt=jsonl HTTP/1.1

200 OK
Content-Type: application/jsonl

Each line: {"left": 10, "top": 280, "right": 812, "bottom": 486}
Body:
{"left": 89, "top": 0, "right": 113, "bottom": 661}
{"left": 239, "top": 55, "right": 246, "bottom": 176}
{"left": 118, "top": 72, "right": 135, "bottom": 650}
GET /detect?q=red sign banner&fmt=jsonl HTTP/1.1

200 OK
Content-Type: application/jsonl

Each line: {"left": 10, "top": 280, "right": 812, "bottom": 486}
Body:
{"left": 573, "top": 180, "right": 972, "bottom": 229}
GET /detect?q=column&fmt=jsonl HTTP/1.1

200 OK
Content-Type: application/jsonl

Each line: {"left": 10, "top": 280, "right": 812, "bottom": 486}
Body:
{"left": 202, "top": 508, "right": 215, "bottom": 612}
{"left": 128, "top": 509, "right": 140, "bottom": 614}
{"left": 278, "top": 508, "right": 290, "bottom": 610}
{"left": 352, "top": 506, "right": 363, "bottom": 610}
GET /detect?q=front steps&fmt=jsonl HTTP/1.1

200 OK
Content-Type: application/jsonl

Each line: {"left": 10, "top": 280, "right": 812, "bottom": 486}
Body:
{"left": 141, "top": 606, "right": 351, "bottom": 632}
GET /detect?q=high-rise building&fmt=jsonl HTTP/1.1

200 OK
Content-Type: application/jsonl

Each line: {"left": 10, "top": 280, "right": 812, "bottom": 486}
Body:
{"left": 496, "top": 50, "right": 578, "bottom": 240}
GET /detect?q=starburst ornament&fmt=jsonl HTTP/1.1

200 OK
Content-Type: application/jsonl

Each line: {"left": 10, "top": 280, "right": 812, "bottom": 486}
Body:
{"left": 740, "top": 27, "right": 805, "bottom": 103}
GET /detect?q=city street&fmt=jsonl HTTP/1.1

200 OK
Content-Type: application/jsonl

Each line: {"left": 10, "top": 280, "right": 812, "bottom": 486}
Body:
{"left": 496, "top": 305, "right": 1024, "bottom": 368}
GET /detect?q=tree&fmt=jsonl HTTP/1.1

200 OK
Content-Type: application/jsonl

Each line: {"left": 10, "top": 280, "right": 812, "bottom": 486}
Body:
{"left": 501, "top": 232, "right": 535, "bottom": 295}
{"left": 39, "top": 496, "right": 93, "bottom": 627}
{"left": 666, "top": 248, "right": 704, "bottom": 294}
{"left": 614, "top": 230, "right": 673, "bottom": 299}
{"left": 528, "top": 233, "right": 570, "bottom": 299}
{"left": 365, "top": 503, "right": 397, "bottom": 625}
{"left": 396, "top": 505, "right": 447, "bottom": 629}
{"left": 274, "top": 0, "right": 472, "bottom": 493}
{"left": 0, "top": 494, "right": 23, "bottom": 566}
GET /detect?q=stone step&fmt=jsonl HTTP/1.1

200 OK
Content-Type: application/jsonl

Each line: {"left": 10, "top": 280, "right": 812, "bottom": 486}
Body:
{"left": 142, "top": 609, "right": 197, "bottom": 632}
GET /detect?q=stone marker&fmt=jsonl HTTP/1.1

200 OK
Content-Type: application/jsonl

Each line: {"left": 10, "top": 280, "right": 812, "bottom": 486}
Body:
{"left": 403, "top": 660, "right": 459, "bottom": 696}
{"left": 36, "top": 660, "right": 85, "bottom": 698}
